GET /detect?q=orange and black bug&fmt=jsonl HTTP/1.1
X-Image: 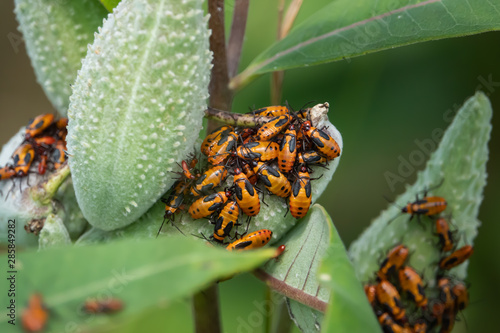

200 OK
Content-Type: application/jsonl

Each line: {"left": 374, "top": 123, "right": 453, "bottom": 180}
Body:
{"left": 181, "top": 160, "right": 197, "bottom": 180}
{"left": 439, "top": 245, "right": 473, "bottom": 270}
{"left": 226, "top": 229, "right": 272, "bottom": 251}
{"left": 301, "top": 121, "right": 340, "bottom": 160}
{"left": 377, "top": 244, "right": 409, "bottom": 281}
{"left": 252, "top": 161, "right": 291, "bottom": 197}
{"left": 412, "top": 320, "right": 427, "bottom": 333}
{"left": 437, "top": 277, "right": 455, "bottom": 310}
{"left": 33, "top": 135, "right": 56, "bottom": 148}
{"left": 82, "top": 298, "right": 123, "bottom": 314}
{"left": 191, "top": 166, "right": 228, "bottom": 196}
{"left": 233, "top": 168, "right": 260, "bottom": 216}
{"left": 440, "top": 308, "right": 456, "bottom": 333}
{"left": 21, "top": 293, "right": 49, "bottom": 333}
{"left": 452, "top": 282, "right": 469, "bottom": 311}
{"left": 0, "top": 166, "right": 16, "bottom": 180}
{"left": 278, "top": 125, "right": 297, "bottom": 173}
{"left": 241, "top": 160, "right": 258, "bottom": 185}
{"left": 376, "top": 280, "right": 406, "bottom": 321}
{"left": 364, "top": 284, "right": 376, "bottom": 306}
{"left": 289, "top": 166, "right": 312, "bottom": 218}
{"left": 234, "top": 141, "right": 279, "bottom": 161}
{"left": 25, "top": 114, "right": 55, "bottom": 139}
{"left": 189, "top": 190, "right": 231, "bottom": 219}
{"left": 297, "top": 150, "right": 328, "bottom": 166}
{"left": 401, "top": 195, "right": 447, "bottom": 221}
{"left": 50, "top": 140, "right": 67, "bottom": 169}
{"left": 201, "top": 125, "right": 233, "bottom": 156}
{"left": 251, "top": 105, "right": 289, "bottom": 118}
{"left": 376, "top": 312, "right": 411, "bottom": 333}
{"left": 273, "top": 245, "right": 286, "bottom": 259}
{"left": 255, "top": 114, "right": 292, "bottom": 141}
{"left": 12, "top": 143, "right": 35, "bottom": 177}
{"left": 212, "top": 200, "right": 240, "bottom": 242}
{"left": 398, "top": 266, "right": 427, "bottom": 308}
{"left": 158, "top": 180, "right": 189, "bottom": 235}
{"left": 435, "top": 217, "right": 455, "bottom": 252}
{"left": 208, "top": 130, "right": 238, "bottom": 165}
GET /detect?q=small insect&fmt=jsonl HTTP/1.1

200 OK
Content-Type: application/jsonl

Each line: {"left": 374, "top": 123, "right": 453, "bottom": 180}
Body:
{"left": 439, "top": 245, "right": 473, "bottom": 270}
{"left": 376, "top": 312, "right": 411, "bottom": 333}
{"left": 278, "top": 125, "right": 297, "bottom": 173}
{"left": 301, "top": 121, "right": 340, "bottom": 160}
{"left": 212, "top": 200, "right": 240, "bottom": 242}
{"left": 251, "top": 105, "right": 289, "bottom": 118}
{"left": 22, "top": 293, "right": 49, "bottom": 333}
{"left": 273, "top": 245, "right": 286, "bottom": 259}
{"left": 50, "top": 140, "right": 67, "bottom": 169}
{"left": 241, "top": 160, "right": 258, "bottom": 185}
{"left": 189, "top": 190, "right": 231, "bottom": 219}
{"left": 207, "top": 130, "right": 238, "bottom": 165}
{"left": 158, "top": 180, "right": 189, "bottom": 235}
{"left": 412, "top": 319, "right": 428, "bottom": 333}
{"left": 12, "top": 143, "right": 35, "bottom": 176}
{"left": 25, "top": 114, "right": 54, "bottom": 139}
{"left": 435, "top": 217, "right": 455, "bottom": 252}
{"left": 0, "top": 166, "right": 16, "bottom": 180}
{"left": 83, "top": 298, "right": 123, "bottom": 314}
{"left": 437, "top": 277, "right": 455, "bottom": 310}
{"left": 226, "top": 229, "right": 272, "bottom": 251}
{"left": 252, "top": 161, "right": 291, "bottom": 197}
{"left": 364, "top": 284, "right": 376, "bottom": 306}
{"left": 255, "top": 114, "right": 291, "bottom": 141}
{"left": 376, "top": 280, "right": 406, "bottom": 321}
{"left": 201, "top": 125, "right": 233, "bottom": 156}
{"left": 191, "top": 166, "right": 228, "bottom": 196}
{"left": 377, "top": 244, "right": 409, "bottom": 280}
{"left": 235, "top": 141, "right": 279, "bottom": 161}
{"left": 32, "top": 135, "right": 56, "bottom": 148}
{"left": 233, "top": 168, "right": 260, "bottom": 216}
{"left": 452, "top": 282, "right": 469, "bottom": 311}
{"left": 297, "top": 151, "right": 328, "bottom": 166}
{"left": 440, "top": 308, "right": 456, "bottom": 333}
{"left": 398, "top": 266, "right": 427, "bottom": 308}
{"left": 181, "top": 160, "right": 197, "bottom": 180}
{"left": 289, "top": 166, "right": 312, "bottom": 218}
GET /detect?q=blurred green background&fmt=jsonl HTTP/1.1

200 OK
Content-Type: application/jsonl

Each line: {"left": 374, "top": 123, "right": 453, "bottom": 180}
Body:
{"left": 1, "top": 0, "right": 499, "bottom": 332}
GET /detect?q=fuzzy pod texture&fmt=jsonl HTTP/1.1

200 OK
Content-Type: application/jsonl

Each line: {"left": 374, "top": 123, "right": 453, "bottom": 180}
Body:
{"left": 67, "top": 0, "right": 212, "bottom": 231}
{"left": 76, "top": 103, "right": 343, "bottom": 244}
{"left": 349, "top": 92, "right": 491, "bottom": 286}
{"left": 14, "top": 0, "right": 108, "bottom": 116}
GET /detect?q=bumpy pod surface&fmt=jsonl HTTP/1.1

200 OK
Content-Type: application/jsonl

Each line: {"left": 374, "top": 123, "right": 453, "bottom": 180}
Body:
{"left": 67, "top": 0, "right": 212, "bottom": 230}
{"left": 14, "top": 0, "right": 108, "bottom": 115}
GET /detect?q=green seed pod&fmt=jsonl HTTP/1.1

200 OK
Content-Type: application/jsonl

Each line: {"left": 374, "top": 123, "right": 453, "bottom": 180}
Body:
{"left": 14, "top": 0, "right": 108, "bottom": 116}
{"left": 68, "top": 0, "right": 212, "bottom": 231}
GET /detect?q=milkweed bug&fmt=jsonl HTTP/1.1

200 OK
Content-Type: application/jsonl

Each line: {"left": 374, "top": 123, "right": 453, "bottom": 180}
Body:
{"left": 273, "top": 245, "right": 286, "bottom": 259}
{"left": 377, "top": 244, "right": 409, "bottom": 281}
{"left": 50, "top": 140, "right": 67, "bottom": 169}
{"left": 289, "top": 166, "right": 312, "bottom": 218}
{"left": 201, "top": 125, "right": 233, "bottom": 156}
{"left": 241, "top": 160, "right": 258, "bottom": 185}
{"left": 278, "top": 125, "right": 297, "bottom": 173}
{"left": 0, "top": 166, "right": 16, "bottom": 180}
{"left": 235, "top": 141, "right": 279, "bottom": 161}
{"left": 439, "top": 245, "right": 473, "bottom": 270}
{"left": 251, "top": 105, "right": 289, "bottom": 118}
{"left": 398, "top": 266, "right": 427, "bottom": 308}
{"left": 412, "top": 320, "right": 427, "bottom": 333}
{"left": 181, "top": 160, "right": 198, "bottom": 180}
{"left": 158, "top": 180, "right": 189, "bottom": 236}
{"left": 189, "top": 190, "right": 231, "bottom": 219}
{"left": 21, "top": 293, "right": 49, "bottom": 333}
{"left": 301, "top": 121, "right": 340, "bottom": 160}
{"left": 376, "top": 312, "right": 411, "bottom": 333}
{"left": 25, "top": 114, "right": 54, "bottom": 139}
{"left": 82, "top": 298, "right": 123, "bottom": 314}
{"left": 226, "top": 229, "right": 272, "bottom": 251}
{"left": 364, "top": 284, "right": 376, "bottom": 306}
{"left": 12, "top": 143, "right": 35, "bottom": 176}
{"left": 208, "top": 130, "right": 238, "bottom": 165}
{"left": 376, "top": 280, "right": 407, "bottom": 321}
{"left": 252, "top": 161, "right": 291, "bottom": 197}
{"left": 297, "top": 151, "right": 327, "bottom": 166}
{"left": 233, "top": 168, "right": 260, "bottom": 216}
{"left": 440, "top": 308, "right": 456, "bottom": 333}
{"left": 212, "top": 200, "right": 240, "bottom": 242}
{"left": 435, "top": 217, "right": 455, "bottom": 252}
{"left": 255, "top": 114, "right": 291, "bottom": 141}
{"left": 191, "top": 166, "right": 228, "bottom": 196}
{"left": 437, "top": 277, "right": 455, "bottom": 311}
{"left": 452, "top": 282, "right": 469, "bottom": 311}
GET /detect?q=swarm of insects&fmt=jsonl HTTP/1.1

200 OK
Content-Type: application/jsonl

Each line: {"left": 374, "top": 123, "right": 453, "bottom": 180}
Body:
{"left": 364, "top": 185, "right": 473, "bottom": 333}
{"left": 158, "top": 103, "right": 341, "bottom": 251}
{"left": 0, "top": 113, "right": 68, "bottom": 185}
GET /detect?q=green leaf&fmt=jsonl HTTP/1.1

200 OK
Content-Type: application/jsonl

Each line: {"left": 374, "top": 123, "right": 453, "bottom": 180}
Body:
{"left": 67, "top": 0, "right": 212, "bottom": 231}
{"left": 0, "top": 236, "right": 274, "bottom": 331}
{"left": 38, "top": 213, "right": 71, "bottom": 249}
{"left": 75, "top": 104, "right": 343, "bottom": 244}
{"left": 99, "top": 0, "right": 121, "bottom": 12}
{"left": 317, "top": 205, "right": 381, "bottom": 332}
{"left": 231, "top": 0, "right": 500, "bottom": 90}
{"left": 349, "top": 92, "right": 492, "bottom": 286}
{"left": 14, "top": 0, "right": 108, "bottom": 115}
{"left": 287, "top": 299, "right": 323, "bottom": 333}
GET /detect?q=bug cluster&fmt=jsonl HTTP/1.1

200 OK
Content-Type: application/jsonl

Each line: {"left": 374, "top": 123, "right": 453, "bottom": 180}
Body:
{"left": 0, "top": 113, "right": 68, "bottom": 187}
{"left": 159, "top": 105, "right": 341, "bottom": 251}
{"left": 365, "top": 187, "right": 474, "bottom": 332}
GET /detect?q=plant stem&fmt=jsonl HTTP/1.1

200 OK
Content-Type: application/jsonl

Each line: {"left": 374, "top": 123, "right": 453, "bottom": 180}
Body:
{"left": 192, "top": 283, "right": 222, "bottom": 333}
{"left": 207, "top": 0, "right": 232, "bottom": 134}
{"left": 227, "top": 0, "right": 249, "bottom": 79}
{"left": 204, "top": 107, "right": 271, "bottom": 127}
